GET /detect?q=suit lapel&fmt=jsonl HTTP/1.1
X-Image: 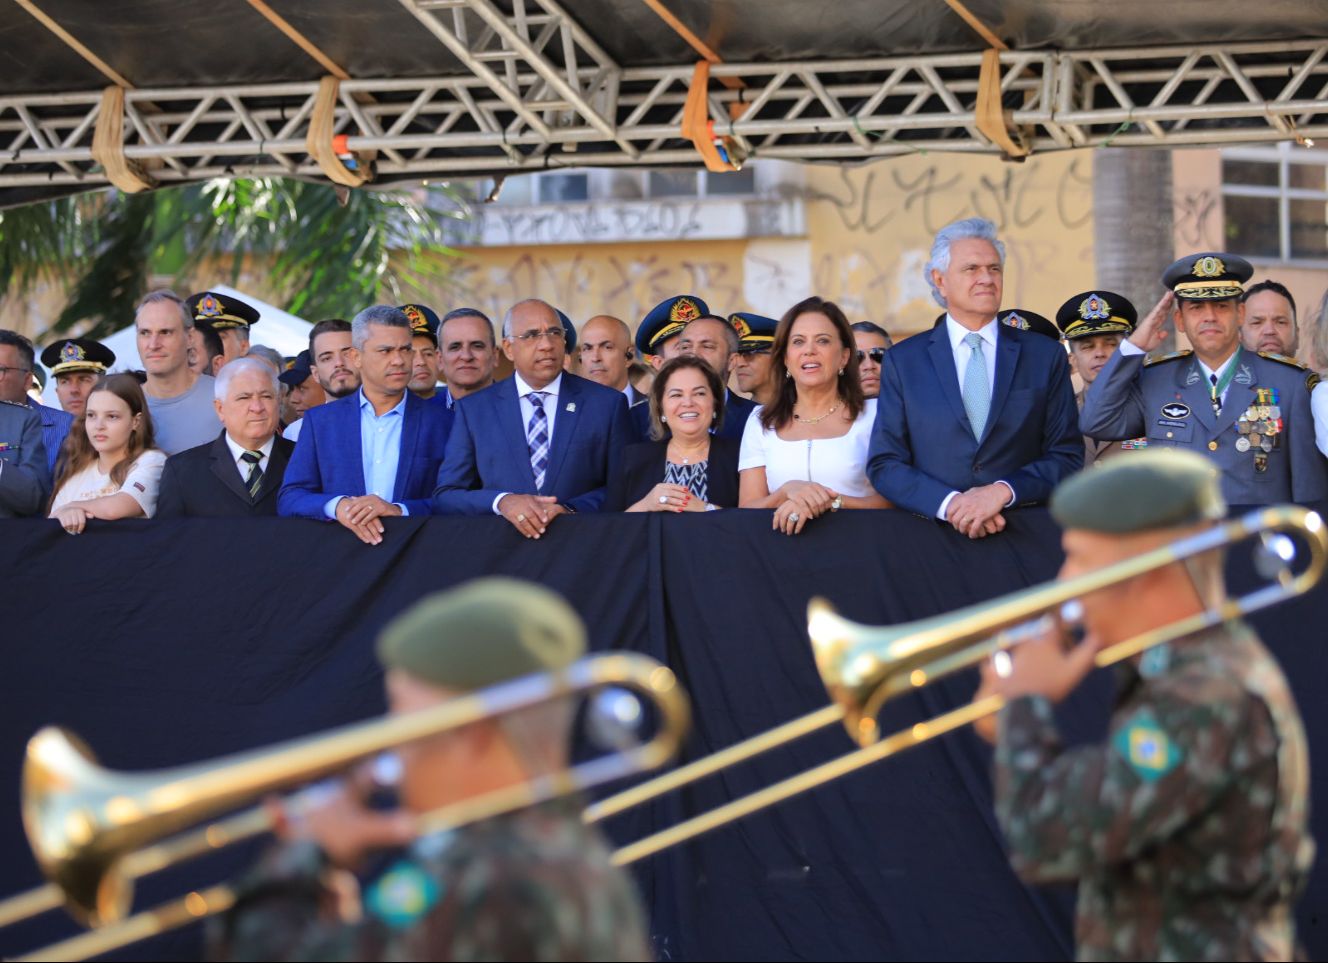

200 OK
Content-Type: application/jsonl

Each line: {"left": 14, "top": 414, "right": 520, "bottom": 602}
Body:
{"left": 543, "top": 376, "right": 581, "bottom": 493}
{"left": 208, "top": 433, "right": 253, "bottom": 504}
{"left": 497, "top": 379, "right": 537, "bottom": 489}
{"left": 392, "top": 395, "right": 422, "bottom": 502}
{"left": 980, "top": 327, "right": 1020, "bottom": 447}
{"left": 341, "top": 396, "right": 368, "bottom": 496}
{"left": 927, "top": 326, "right": 971, "bottom": 429}
{"left": 256, "top": 439, "right": 291, "bottom": 503}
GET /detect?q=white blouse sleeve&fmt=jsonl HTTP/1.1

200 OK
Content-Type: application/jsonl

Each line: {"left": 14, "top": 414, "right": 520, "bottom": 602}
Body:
{"left": 737, "top": 406, "right": 767, "bottom": 471}
{"left": 118, "top": 449, "right": 167, "bottom": 517}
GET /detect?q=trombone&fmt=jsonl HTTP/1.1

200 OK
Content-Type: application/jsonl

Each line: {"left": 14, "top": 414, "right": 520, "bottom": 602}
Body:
{"left": 8, "top": 652, "right": 687, "bottom": 943}
{"left": 592, "top": 504, "right": 1326, "bottom": 864}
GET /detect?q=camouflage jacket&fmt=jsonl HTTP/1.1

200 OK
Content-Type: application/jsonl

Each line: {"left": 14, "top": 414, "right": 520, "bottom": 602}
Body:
{"left": 209, "top": 798, "right": 651, "bottom": 962}
{"left": 995, "top": 620, "right": 1313, "bottom": 962}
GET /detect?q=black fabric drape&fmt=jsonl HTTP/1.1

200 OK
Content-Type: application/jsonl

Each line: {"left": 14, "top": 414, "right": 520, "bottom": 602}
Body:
{"left": 0, "top": 508, "right": 1323, "bottom": 960}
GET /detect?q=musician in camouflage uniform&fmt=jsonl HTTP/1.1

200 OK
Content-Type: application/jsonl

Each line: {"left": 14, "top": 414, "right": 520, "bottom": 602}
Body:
{"left": 974, "top": 450, "right": 1313, "bottom": 961}
{"left": 210, "top": 578, "right": 651, "bottom": 962}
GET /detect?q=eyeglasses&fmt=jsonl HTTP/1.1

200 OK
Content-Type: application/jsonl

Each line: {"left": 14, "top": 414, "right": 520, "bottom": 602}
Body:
{"left": 0, "top": 365, "right": 32, "bottom": 377}
{"left": 512, "top": 327, "right": 566, "bottom": 344}
{"left": 856, "top": 348, "right": 886, "bottom": 364}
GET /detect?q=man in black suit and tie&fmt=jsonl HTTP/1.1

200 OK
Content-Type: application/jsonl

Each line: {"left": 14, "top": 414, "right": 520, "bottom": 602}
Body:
{"left": 157, "top": 357, "right": 295, "bottom": 517}
{"left": 433, "top": 298, "right": 633, "bottom": 538}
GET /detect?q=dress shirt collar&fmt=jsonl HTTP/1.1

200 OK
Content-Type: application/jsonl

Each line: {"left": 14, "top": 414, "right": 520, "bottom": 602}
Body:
{"left": 1196, "top": 348, "right": 1240, "bottom": 385}
{"left": 945, "top": 314, "right": 999, "bottom": 353}
{"left": 357, "top": 387, "right": 409, "bottom": 418}
{"left": 513, "top": 371, "right": 563, "bottom": 401}
{"left": 223, "top": 432, "right": 276, "bottom": 464}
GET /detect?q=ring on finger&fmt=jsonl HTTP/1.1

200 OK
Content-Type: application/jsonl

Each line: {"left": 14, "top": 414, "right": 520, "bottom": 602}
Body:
{"left": 517, "top": 513, "right": 526, "bottom": 522}
{"left": 788, "top": 512, "right": 800, "bottom": 523}
{"left": 659, "top": 495, "right": 669, "bottom": 504}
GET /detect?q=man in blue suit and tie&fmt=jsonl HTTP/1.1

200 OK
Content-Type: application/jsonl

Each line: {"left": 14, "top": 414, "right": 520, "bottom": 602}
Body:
{"left": 279, "top": 305, "right": 454, "bottom": 544}
{"left": 867, "top": 218, "right": 1082, "bottom": 537}
{"left": 433, "top": 298, "right": 633, "bottom": 538}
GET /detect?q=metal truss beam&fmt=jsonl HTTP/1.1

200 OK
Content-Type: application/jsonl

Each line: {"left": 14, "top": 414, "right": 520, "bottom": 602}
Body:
{"left": 1, "top": 39, "right": 1326, "bottom": 193}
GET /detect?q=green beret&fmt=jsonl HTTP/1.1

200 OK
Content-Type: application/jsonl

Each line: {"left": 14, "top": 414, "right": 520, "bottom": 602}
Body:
{"left": 377, "top": 578, "right": 586, "bottom": 689}
{"left": 1050, "top": 450, "right": 1226, "bottom": 534}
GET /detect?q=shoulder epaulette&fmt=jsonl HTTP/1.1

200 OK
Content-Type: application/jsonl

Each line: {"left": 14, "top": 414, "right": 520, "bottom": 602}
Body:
{"left": 1144, "top": 349, "right": 1192, "bottom": 367}
{"left": 1309, "top": 371, "right": 1321, "bottom": 392}
{"left": 1257, "top": 350, "right": 1309, "bottom": 371}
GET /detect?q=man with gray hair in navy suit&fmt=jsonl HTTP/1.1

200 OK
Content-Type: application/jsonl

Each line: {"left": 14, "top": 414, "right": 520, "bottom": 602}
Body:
{"left": 867, "top": 217, "right": 1082, "bottom": 538}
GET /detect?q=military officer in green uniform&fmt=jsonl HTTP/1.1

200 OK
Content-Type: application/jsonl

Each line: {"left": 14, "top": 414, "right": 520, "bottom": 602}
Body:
{"left": 211, "top": 578, "right": 651, "bottom": 962}
{"left": 975, "top": 450, "right": 1313, "bottom": 961}
{"left": 1081, "top": 252, "right": 1328, "bottom": 504}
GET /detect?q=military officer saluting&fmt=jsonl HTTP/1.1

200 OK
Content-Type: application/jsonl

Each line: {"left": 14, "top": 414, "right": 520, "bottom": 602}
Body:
{"left": 1055, "top": 290, "right": 1140, "bottom": 466}
{"left": 976, "top": 450, "right": 1313, "bottom": 960}
{"left": 1081, "top": 252, "right": 1328, "bottom": 504}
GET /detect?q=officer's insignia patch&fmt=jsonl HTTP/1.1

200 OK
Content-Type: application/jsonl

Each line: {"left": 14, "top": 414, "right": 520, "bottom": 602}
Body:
{"left": 403, "top": 305, "right": 425, "bottom": 327}
{"left": 1193, "top": 255, "right": 1225, "bottom": 278}
{"left": 1114, "top": 712, "right": 1182, "bottom": 782}
{"left": 1184, "top": 368, "right": 1202, "bottom": 386}
{"left": 195, "top": 294, "right": 224, "bottom": 318}
{"left": 730, "top": 315, "right": 751, "bottom": 338}
{"left": 1002, "top": 312, "right": 1030, "bottom": 330}
{"left": 365, "top": 859, "right": 441, "bottom": 930}
{"left": 1079, "top": 294, "right": 1110, "bottom": 321}
{"left": 1161, "top": 402, "right": 1190, "bottom": 419}
{"left": 669, "top": 297, "right": 700, "bottom": 324}
{"left": 1235, "top": 364, "right": 1254, "bottom": 386}
{"left": 60, "top": 342, "right": 84, "bottom": 363}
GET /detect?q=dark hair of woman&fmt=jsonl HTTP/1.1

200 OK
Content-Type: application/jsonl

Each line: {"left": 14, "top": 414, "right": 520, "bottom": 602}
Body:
{"left": 647, "top": 355, "right": 727, "bottom": 441}
{"left": 759, "top": 296, "right": 865, "bottom": 431}
{"left": 51, "top": 373, "right": 157, "bottom": 498}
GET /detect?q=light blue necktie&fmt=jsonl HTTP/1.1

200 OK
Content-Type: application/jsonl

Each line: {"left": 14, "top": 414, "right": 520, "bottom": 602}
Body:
{"left": 961, "top": 332, "right": 990, "bottom": 441}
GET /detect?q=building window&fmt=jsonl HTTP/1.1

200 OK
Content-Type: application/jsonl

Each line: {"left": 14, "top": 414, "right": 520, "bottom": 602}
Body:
{"left": 1222, "top": 145, "right": 1328, "bottom": 264}
{"left": 645, "top": 167, "right": 757, "bottom": 199}
{"left": 489, "top": 171, "right": 590, "bottom": 205}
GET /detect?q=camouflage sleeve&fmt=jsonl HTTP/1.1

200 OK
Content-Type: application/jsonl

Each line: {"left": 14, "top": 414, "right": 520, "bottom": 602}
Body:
{"left": 207, "top": 841, "right": 382, "bottom": 963}
{"left": 993, "top": 685, "right": 1254, "bottom": 884}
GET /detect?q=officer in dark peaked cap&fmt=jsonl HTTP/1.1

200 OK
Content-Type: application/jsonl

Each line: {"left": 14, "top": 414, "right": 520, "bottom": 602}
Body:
{"left": 1081, "top": 252, "right": 1327, "bottom": 503}
{"left": 998, "top": 308, "right": 1060, "bottom": 342}
{"left": 39, "top": 337, "right": 116, "bottom": 418}
{"left": 187, "top": 290, "right": 261, "bottom": 371}
{"left": 1055, "top": 290, "right": 1140, "bottom": 466}
{"left": 635, "top": 295, "right": 708, "bottom": 370}
{"left": 730, "top": 311, "right": 779, "bottom": 408}
{"left": 557, "top": 309, "right": 579, "bottom": 373}
{"left": 400, "top": 303, "right": 443, "bottom": 402}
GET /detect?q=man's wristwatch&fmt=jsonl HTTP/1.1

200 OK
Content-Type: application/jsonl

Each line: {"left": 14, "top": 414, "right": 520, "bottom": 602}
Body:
{"left": 830, "top": 495, "right": 842, "bottom": 512}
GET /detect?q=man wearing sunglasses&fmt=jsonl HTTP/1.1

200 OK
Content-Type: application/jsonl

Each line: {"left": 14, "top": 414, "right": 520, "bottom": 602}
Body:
{"left": 851, "top": 322, "right": 893, "bottom": 399}
{"left": 433, "top": 299, "right": 633, "bottom": 536}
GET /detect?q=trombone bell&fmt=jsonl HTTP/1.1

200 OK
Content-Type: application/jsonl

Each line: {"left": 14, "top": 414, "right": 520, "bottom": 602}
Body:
{"left": 22, "top": 728, "right": 133, "bottom": 927}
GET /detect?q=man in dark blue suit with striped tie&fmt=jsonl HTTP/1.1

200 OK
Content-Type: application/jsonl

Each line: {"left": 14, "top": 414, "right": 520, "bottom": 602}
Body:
{"left": 433, "top": 299, "right": 633, "bottom": 538}
{"left": 867, "top": 218, "right": 1082, "bottom": 538}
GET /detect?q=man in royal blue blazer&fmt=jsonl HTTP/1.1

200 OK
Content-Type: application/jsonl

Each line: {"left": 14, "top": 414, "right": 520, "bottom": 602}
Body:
{"left": 279, "top": 306, "right": 454, "bottom": 544}
{"left": 433, "top": 298, "right": 633, "bottom": 538}
{"left": 867, "top": 218, "right": 1082, "bottom": 538}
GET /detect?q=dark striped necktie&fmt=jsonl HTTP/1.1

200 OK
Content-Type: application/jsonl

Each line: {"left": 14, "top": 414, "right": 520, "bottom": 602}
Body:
{"left": 240, "top": 450, "right": 264, "bottom": 497}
